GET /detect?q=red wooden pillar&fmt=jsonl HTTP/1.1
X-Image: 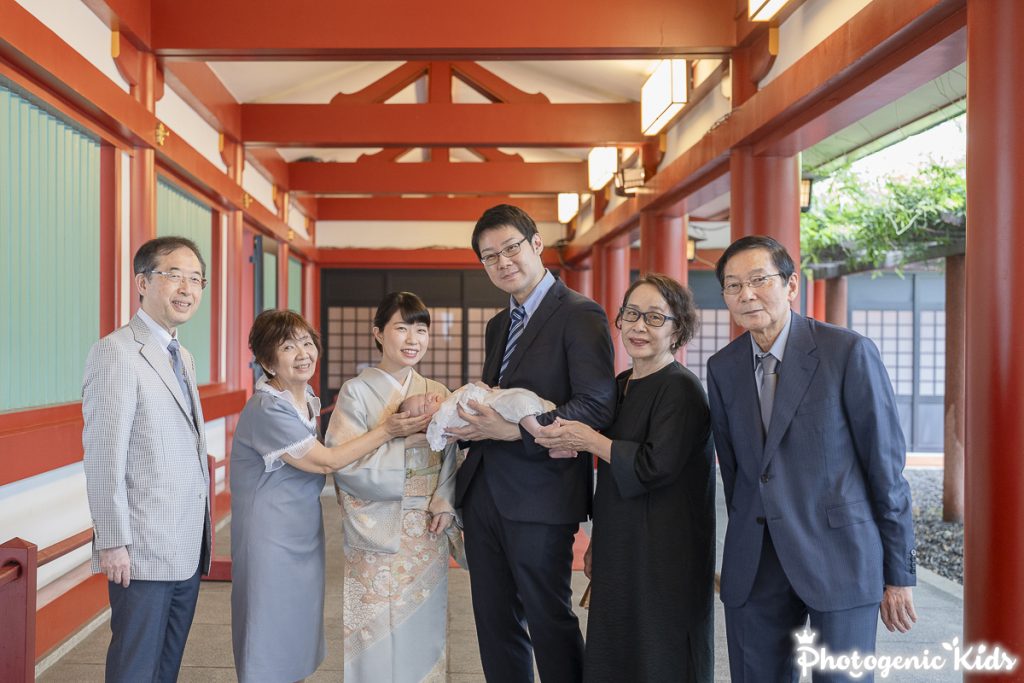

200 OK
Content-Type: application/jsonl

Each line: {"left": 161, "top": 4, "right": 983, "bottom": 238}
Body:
{"left": 824, "top": 276, "right": 848, "bottom": 327}
{"left": 639, "top": 211, "right": 688, "bottom": 286}
{"left": 601, "top": 236, "right": 630, "bottom": 374}
{"left": 221, "top": 138, "right": 245, "bottom": 393}
{"left": 305, "top": 262, "right": 320, "bottom": 332}
{"left": 99, "top": 144, "right": 122, "bottom": 333}
{"left": 965, "top": 1, "right": 1024, "bottom": 673}
{"left": 944, "top": 254, "right": 965, "bottom": 523}
{"left": 277, "top": 241, "right": 289, "bottom": 311}
{"left": 811, "top": 279, "right": 826, "bottom": 321}
{"left": 121, "top": 49, "right": 162, "bottom": 317}
{"left": 0, "top": 538, "right": 36, "bottom": 683}
{"left": 729, "top": 147, "right": 801, "bottom": 263}
{"left": 563, "top": 256, "right": 594, "bottom": 300}
{"left": 729, "top": 147, "right": 801, "bottom": 336}
{"left": 639, "top": 210, "right": 692, "bottom": 364}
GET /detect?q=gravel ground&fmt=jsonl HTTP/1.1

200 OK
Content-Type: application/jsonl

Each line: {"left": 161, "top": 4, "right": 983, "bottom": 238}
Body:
{"left": 905, "top": 468, "right": 963, "bottom": 584}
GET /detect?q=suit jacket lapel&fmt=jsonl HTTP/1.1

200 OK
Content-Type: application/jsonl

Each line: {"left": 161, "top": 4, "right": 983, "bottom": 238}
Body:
{"left": 724, "top": 334, "right": 765, "bottom": 465}
{"left": 132, "top": 316, "right": 193, "bottom": 422}
{"left": 500, "top": 280, "right": 564, "bottom": 383}
{"left": 483, "top": 310, "right": 508, "bottom": 386}
{"left": 763, "top": 314, "right": 819, "bottom": 467}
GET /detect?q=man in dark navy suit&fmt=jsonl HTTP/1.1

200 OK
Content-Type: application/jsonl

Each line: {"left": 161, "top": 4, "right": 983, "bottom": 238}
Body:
{"left": 707, "top": 235, "right": 918, "bottom": 682}
{"left": 449, "top": 204, "right": 616, "bottom": 683}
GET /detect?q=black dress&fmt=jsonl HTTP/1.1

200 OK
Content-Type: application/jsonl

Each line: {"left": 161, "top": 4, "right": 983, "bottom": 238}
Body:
{"left": 583, "top": 361, "right": 716, "bottom": 683}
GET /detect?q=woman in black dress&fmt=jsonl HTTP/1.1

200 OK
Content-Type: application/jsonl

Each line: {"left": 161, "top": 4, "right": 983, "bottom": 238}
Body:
{"left": 536, "top": 273, "right": 715, "bottom": 682}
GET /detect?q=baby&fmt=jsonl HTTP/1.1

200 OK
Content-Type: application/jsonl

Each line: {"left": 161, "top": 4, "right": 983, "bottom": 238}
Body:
{"left": 399, "top": 384, "right": 575, "bottom": 457}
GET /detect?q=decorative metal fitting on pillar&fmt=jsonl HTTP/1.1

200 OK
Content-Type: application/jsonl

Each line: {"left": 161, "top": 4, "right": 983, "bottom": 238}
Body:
{"left": 154, "top": 122, "right": 170, "bottom": 147}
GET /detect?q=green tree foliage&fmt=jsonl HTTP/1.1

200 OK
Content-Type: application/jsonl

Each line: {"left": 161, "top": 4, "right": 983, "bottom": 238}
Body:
{"left": 801, "top": 161, "right": 965, "bottom": 274}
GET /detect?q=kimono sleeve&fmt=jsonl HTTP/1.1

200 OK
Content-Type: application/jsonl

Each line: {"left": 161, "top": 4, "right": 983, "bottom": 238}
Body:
{"left": 245, "top": 394, "right": 317, "bottom": 472}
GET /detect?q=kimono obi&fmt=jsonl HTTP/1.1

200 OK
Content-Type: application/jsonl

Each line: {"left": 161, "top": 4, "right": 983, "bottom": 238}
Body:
{"left": 404, "top": 447, "right": 442, "bottom": 498}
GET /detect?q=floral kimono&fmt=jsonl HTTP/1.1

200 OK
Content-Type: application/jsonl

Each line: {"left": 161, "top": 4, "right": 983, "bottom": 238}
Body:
{"left": 326, "top": 366, "right": 460, "bottom": 683}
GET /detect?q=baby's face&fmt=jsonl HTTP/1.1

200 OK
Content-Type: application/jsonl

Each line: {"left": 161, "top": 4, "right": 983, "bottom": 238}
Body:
{"left": 400, "top": 392, "right": 443, "bottom": 418}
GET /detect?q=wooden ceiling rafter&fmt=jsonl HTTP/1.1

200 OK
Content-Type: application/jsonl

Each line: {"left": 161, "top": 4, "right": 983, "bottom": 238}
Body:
{"left": 287, "top": 61, "right": 592, "bottom": 203}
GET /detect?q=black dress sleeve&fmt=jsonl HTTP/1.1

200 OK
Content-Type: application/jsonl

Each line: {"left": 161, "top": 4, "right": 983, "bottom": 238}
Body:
{"left": 608, "top": 369, "right": 711, "bottom": 499}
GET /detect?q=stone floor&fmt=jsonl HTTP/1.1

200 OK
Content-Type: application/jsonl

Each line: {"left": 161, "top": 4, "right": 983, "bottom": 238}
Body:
{"left": 39, "top": 470, "right": 965, "bottom": 681}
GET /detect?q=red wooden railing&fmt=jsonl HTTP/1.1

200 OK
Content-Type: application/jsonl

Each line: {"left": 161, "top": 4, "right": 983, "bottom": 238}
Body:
{"left": 0, "top": 453, "right": 232, "bottom": 681}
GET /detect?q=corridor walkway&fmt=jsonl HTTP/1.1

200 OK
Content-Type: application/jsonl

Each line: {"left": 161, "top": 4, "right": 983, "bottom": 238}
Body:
{"left": 38, "top": 469, "right": 962, "bottom": 681}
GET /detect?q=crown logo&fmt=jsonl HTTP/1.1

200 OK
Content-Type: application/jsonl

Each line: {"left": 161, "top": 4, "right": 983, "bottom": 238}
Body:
{"left": 794, "top": 627, "right": 818, "bottom": 646}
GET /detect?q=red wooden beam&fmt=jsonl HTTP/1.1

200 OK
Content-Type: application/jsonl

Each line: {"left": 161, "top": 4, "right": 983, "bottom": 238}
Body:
{"left": 290, "top": 160, "right": 587, "bottom": 194}
{"left": 451, "top": 62, "right": 548, "bottom": 103}
{"left": 81, "top": 0, "right": 152, "bottom": 49}
{"left": 564, "top": 0, "right": 966, "bottom": 261}
{"left": 163, "top": 61, "right": 242, "bottom": 140}
{"left": 149, "top": 0, "right": 735, "bottom": 60}
{"left": 317, "top": 196, "right": 558, "bottom": 222}
{"left": 0, "top": 388, "right": 245, "bottom": 488}
{"left": 240, "top": 103, "right": 649, "bottom": 147}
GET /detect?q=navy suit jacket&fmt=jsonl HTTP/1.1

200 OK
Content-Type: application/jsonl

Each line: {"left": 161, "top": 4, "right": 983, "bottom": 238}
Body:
{"left": 707, "top": 313, "right": 916, "bottom": 612}
{"left": 454, "top": 277, "right": 616, "bottom": 524}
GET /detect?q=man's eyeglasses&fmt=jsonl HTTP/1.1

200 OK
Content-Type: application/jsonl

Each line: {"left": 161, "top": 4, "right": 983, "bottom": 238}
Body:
{"left": 150, "top": 270, "right": 208, "bottom": 290}
{"left": 618, "top": 307, "right": 677, "bottom": 328}
{"left": 480, "top": 237, "right": 529, "bottom": 267}
{"left": 722, "top": 273, "right": 784, "bottom": 296}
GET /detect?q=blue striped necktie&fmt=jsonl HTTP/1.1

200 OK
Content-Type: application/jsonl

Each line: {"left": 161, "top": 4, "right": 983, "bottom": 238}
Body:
{"left": 168, "top": 339, "right": 196, "bottom": 422}
{"left": 499, "top": 306, "right": 526, "bottom": 382}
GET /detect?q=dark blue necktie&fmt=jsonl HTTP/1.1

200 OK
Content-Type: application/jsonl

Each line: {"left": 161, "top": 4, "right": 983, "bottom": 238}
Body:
{"left": 168, "top": 339, "right": 196, "bottom": 422}
{"left": 499, "top": 306, "right": 526, "bottom": 382}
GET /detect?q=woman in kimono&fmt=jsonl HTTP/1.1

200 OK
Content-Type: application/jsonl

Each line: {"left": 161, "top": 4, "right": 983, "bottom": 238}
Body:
{"left": 326, "top": 291, "right": 461, "bottom": 683}
{"left": 230, "top": 309, "right": 429, "bottom": 682}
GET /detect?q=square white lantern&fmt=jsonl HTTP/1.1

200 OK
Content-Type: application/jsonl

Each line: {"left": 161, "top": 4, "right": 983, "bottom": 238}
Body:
{"left": 641, "top": 60, "right": 688, "bottom": 135}
{"left": 557, "top": 193, "right": 580, "bottom": 224}
{"left": 588, "top": 147, "right": 618, "bottom": 191}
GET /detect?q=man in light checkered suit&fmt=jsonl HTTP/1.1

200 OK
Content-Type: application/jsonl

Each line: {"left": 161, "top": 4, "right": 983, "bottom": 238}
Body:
{"left": 83, "top": 236, "right": 212, "bottom": 683}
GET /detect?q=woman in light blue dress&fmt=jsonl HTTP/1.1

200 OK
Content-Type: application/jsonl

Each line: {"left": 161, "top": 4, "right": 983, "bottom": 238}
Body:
{"left": 230, "top": 309, "right": 431, "bottom": 682}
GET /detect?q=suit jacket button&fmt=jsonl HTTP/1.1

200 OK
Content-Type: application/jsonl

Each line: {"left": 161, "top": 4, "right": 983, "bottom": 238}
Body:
{"left": 756, "top": 516, "right": 766, "bottom": 525}
{"left": 760, "top": 474, "right": 770, "bottom": 483}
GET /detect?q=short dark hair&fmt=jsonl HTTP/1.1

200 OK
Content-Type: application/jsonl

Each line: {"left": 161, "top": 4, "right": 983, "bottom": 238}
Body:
{"left": 617, "top": 274, "right": 699, "bottom": 351}
{"left": 715, "top": 235, "right": 796, "bottom": 286}
{"left": 372, "top": 292, "right": 431, "bottom": 352}
{"left": 471, "top": 204, "right": 539, "bottom": 259}
{"left": 249, "top": 309, "right": 321, "bottom": 375}
{"left": 133, "top": 236, "right": 207, "bottom": 277}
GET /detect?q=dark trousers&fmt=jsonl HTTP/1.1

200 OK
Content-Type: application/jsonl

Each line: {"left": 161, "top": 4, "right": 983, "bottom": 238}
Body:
{"left": 463, "top": 473, "right": 584, "bottom": 683}
{"left": 105, "top": 562, "right": 202, "bottom": 683}
{"left": 724, "top": 529, "right": 880, "bottom": 683}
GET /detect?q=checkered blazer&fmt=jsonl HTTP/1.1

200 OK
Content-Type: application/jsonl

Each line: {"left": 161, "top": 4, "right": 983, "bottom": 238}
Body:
{"left": 82, "top": 314, "right": 212, "bottom": 581}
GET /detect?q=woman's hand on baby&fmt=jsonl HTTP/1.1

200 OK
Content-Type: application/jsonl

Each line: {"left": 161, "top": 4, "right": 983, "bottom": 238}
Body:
{"left": 428, "top": 511, "right": 454, "bottom": 534}
{"left": 381, "top": 411, "right": 432, "bottom": 438}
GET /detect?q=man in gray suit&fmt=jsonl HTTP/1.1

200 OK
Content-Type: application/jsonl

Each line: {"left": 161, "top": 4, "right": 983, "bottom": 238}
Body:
{"left": 83, "top": 236, "right": 212, "bottom": 682}
{"left": 707, "top": 236, "right": 917, "bottom": 682}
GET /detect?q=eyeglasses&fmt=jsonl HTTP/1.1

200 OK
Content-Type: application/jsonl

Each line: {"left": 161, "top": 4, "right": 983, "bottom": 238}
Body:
{"left": 618, "top": 307, "right": 677, "bottom": 328}
{"left": 722, "top": 273, "right": 784, "bottom": 296}
{"left": 150, "top": 270, "right": 208, "bottom": 290}
{"left": 480, "top": 237, "right": 529, "bottom": 267}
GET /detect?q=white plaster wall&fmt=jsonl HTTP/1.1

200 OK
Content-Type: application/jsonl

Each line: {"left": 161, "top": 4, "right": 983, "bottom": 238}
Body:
{"left": 288, "top": 202, "right": 310, "bottom": 240}
{"left": 760, "top": 0, "right": 874, "bottom": 87}
{"left": 316, "top": 220, "right": 563, "bottom": 250}
{"left": 14, "top": 0, "right": 129, "bottom": 93}
{"left": 662, "top": 87, "right": 732, "bottom": 170}
{"left": 0, "top": 417, "right": 226, "bottom": 593}
{"left": 155, "top": 88, "right": 227, "bottom": 175}
{"left": 0, "top": 463, "right": 91, "bottom": 589}
{"left": 242, "top": 164, "right": 276, "bottom": 215}
{"left": 574, "top": 196, "right": 597, "bottom": 240}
